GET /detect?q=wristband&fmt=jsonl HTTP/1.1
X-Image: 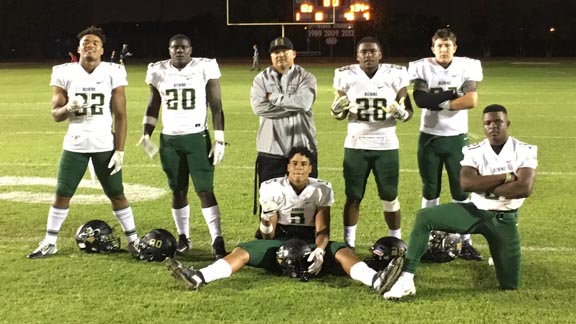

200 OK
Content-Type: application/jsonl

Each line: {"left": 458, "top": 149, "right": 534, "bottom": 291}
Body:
{"left": 214, "top": 130, "right": 225, "bottom": 142}
{"left": 259, "top": 222, "right": 273, "bottom": 234}
{"left": 142, "top": 116, "right": 157, "bottom": 126}
{"left": 504, "top": 173, "right": 512, "bottom": 183}
{"left": 438, "top": 100, "right": 451, "bottom": 110}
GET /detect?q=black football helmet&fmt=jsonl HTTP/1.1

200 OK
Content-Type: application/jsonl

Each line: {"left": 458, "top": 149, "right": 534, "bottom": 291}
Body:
{"left": 137, "top": 229, "right": 177, "bottom": 262}
{"left": 276, "top": 239, "right": 313, "bottom": 282}
{"left": 421, "top": 231, "right": 463, "bottom": 263}
{"left": 365, "top": 236, "right": 408, "bottom": 271}
{"left": 75, "top": 219, "right": 121, "bottom": 253}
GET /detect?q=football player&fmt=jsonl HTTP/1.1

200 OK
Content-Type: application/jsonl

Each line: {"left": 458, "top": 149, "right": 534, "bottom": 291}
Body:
{"left": 331, "top": 36, "right": 413, "bottom": 249}
{"left": 383, "top": 104, "right": 537, "bottom": 300}
{"left": 408, "top": 28, "right": 484, "bottom": 260}
{"left": 27, "top": 26, "right": 140, "bottom": 259}
{"left": 138, "top": 34, "right": 227, "bottom": 260}
{"left": 167, "top": 146, "right": 402, "bottom": 294}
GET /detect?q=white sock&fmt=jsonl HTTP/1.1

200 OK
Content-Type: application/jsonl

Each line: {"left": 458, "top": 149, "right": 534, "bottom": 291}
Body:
{"left": 388, "top": 228, "right": 401, "bottom": 239}
{"left": 202, "top": 205, "right": 222, "bottom": 243}
{"left": 400, "top": 271, "right": 414, "bottom": 281}
{"left": 350, "top": 262, "right": 377, "bottom": 287}
{"left": 462, "top": 234, "right": 471, "bottom": 242}
{"left": 453, "top": 198, "right": 470, "bottom": 204}
{"left": 113, "top": 206, "right": 138, "bottom": 243}
{"left": 172, "top": 205, "right": 190, "bottom": 238}
{"left": 44, "top": 206, "right": 69, "bottom": 244}
{"left": 344, "top": 225, "right": 357, "bottom": 248}
{"left": 199, "top": 259, "right": 232, "bottom": 283}
{"left": 421, "top": 198, "right": 439, "bottom": 208}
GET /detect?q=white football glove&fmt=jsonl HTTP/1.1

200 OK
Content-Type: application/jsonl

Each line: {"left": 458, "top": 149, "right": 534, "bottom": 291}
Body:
{"left": 208, "top": 130, "right": 225, "bottom": 166}
{"left": 66, "top": 95, "right": 87, "bottom": 113}
{"left": 136, "top": 134, "right": 159, "bottom": 159}
{"left": 307, "top": 247, "right": 325, "bottom": 275}
{"left": 331, "top": 94, "right": 351, "bottom": 114}
{"left": 107, "top": 150, "right": 124, "bottom": 175}
{"left": 385, "top": 97, "right": 409, "bottom": 121}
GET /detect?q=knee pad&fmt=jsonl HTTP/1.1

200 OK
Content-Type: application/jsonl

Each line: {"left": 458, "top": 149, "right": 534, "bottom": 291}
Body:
{"left": 382, "top": 198, "right": 400, "bottom": 212}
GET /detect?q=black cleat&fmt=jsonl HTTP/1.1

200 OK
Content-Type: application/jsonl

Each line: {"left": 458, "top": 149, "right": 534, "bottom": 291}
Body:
{"left": 372, "top": 256, "right": 404, "bottom": 294}
{"left": 165, "top": 258, "right": 206, "bottom": 290}
{"left": 459, "top": 241, "right": 484, "bottom": 261}
{"left": 212, "top": 236, "right": 227, "bottom": 260}
{"left": 176, "top": 234, "right": 192, "bottom": 254}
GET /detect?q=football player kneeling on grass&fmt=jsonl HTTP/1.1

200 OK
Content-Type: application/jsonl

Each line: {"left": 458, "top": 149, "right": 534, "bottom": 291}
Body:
{"left": 383, "top": 104, "right": 537, "bottom": 300}
{"left": 166, "top": 146, "right": 404, "bottom": 294}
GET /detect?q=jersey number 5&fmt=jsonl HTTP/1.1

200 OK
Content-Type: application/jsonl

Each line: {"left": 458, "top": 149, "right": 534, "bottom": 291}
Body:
{"left": 165, "top": 88, "right": 196, "bottom": 110}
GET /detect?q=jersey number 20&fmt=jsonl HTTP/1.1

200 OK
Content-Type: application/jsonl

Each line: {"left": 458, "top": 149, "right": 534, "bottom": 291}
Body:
{"left": 165, "top": 88, "right": 196, "bottom": 110}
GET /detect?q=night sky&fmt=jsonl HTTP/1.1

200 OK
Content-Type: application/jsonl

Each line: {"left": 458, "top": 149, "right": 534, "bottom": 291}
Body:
{"left": 92, "top": 0, "right": 220, "bottom": 23}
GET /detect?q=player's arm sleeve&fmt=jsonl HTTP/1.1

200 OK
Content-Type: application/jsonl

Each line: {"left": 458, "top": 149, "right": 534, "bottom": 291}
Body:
{"left": 207, "top": 79, "right": 224, "bottom": 131}
{"left": 50, "top": 86, "right": 70, "bottom": 122}
{"left": 250, "top": 74, "right": 294, "bottom": 118}
{"left": 258, "top": 181, "right": 284, "bottom": 206}
{"left": 412, "top": 79, "right": 458, "bottom": 109}
{"left": 111, "top": 65, "right": 129, "bottom": 89}
{"left": 517, "top": 144, "right": 538, "bottom": 170}
{"left": 268, "top": 70, "right": 317, "bottom": 113}
{"left": 49, "top": 66, "right": 72, "bottom": 122}
{"left": 333, "top": 68, "right": 349, "bottom": 94}
{"left": 318, "top": 181, "right": 335, "bottom": 207}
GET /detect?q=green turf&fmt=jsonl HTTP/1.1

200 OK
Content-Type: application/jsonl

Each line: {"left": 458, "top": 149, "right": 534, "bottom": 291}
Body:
{"left": 0, "top": 59, "right": 575, "bottom": 323}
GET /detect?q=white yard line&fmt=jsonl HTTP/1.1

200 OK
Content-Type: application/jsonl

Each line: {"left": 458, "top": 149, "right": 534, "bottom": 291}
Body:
{"left": 0, "top": 163, "right": 572, "bottom": 176}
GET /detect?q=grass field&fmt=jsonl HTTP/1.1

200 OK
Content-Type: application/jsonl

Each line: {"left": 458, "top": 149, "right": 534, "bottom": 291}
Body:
{"left": 1, "top": 58, "right": 575, "bottom": 323}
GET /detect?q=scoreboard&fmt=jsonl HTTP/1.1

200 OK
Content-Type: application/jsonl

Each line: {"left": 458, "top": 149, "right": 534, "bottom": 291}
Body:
{"left": 293, "top": 0, "right": 370, "bottom": 22}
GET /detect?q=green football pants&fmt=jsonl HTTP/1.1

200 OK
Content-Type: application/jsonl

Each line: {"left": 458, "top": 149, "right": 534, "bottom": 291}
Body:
{"left": 404, "top": 203, "right": 521, "bottom": 290}
{"left": 418, "top": 132, "right": 468, "bottom": 201}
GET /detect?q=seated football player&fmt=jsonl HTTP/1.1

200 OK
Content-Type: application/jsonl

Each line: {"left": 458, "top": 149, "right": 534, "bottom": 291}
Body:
{"left": 166, "top": 146, "right": 402, "bottom": 293}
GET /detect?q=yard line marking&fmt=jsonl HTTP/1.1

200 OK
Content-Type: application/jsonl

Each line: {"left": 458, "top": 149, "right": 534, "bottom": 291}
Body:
{"left": 0, "top": 176, "right": 166, "bottom": 204}
{"left": 0, "top": 163, "right": 573, "bottom": 176}
{"left": 474, "top": 243, "right": 576, "bottom": 253}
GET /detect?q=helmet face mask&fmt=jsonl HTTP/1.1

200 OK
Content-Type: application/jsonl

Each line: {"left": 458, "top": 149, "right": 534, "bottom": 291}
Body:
{"left": 421, "top": 231, "right": 463, "bottom": 263}
{"left": 276, "top": 239, "right": 313, "bottom": 282}
{"left": 75, "top": 220, "right": 121, "bottom": 253}
{"left": 137, "top": 229, "right": 177, "bottom": 262}
{"left": 365, "top": 236, "right": 407, "bottom": 271}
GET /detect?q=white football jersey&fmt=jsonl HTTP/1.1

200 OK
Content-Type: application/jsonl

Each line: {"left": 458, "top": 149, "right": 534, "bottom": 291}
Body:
{"left": 408, "top": 57, "right": 483, "bottom": 136}
{"left": 259, "top": 177, "right": 334, "bottom": 227}
{"left": 333, "top": 64, "right": 410, "bottom": 150}
{"left": 146, "top": 58, "right": 221, "bottom": 135}
{"left": 461, "top": 136, "right": 537, "bottom": 211}
{"left": 50, "top": 62, "right": 128, "bottom": 152}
